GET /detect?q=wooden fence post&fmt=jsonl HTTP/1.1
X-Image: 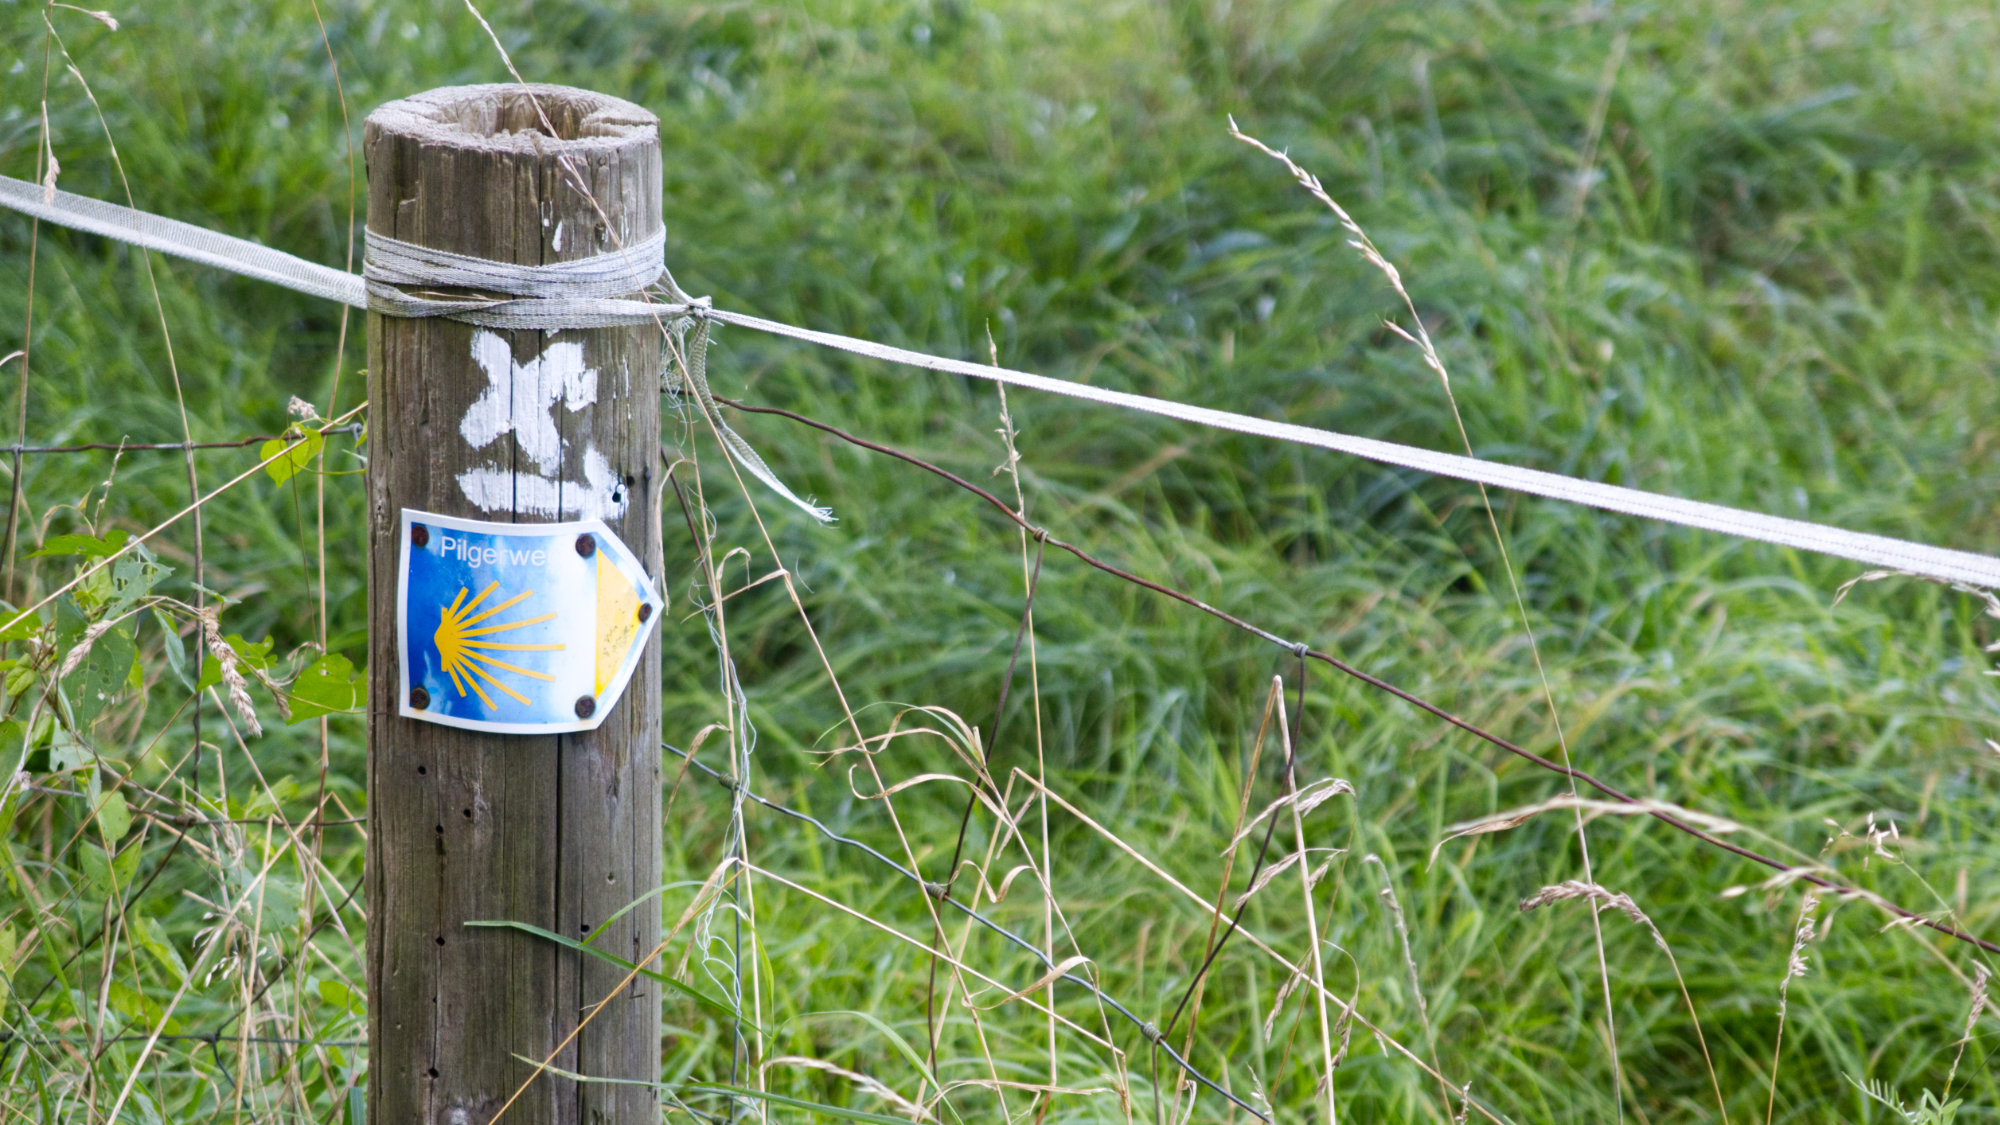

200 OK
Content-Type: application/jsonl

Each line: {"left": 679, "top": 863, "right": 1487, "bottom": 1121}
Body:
{"left": 363, "top": 85, "right": 663, "bottom": 1124}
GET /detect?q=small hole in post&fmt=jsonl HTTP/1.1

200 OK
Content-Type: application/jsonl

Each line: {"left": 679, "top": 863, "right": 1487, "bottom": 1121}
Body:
{"left": 428, "top": 1068, "right": 439, "bottom": 1080}
{"left": 435, "top": 935, "right": 445, "bottom": 946}
{"left": 417, "top": 765, "right": 427, "bottom": 776}
{"left": 462, "top": 808, "right": 472, "bottom": 819}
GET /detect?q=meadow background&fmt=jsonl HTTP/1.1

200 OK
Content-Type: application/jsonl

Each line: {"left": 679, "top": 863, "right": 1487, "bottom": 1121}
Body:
{"left": 2, "top": 0, "right": 1999, "bottom": 1121}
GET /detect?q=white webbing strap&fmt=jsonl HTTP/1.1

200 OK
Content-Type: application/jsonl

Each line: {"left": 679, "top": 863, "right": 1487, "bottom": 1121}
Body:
{"left": 363, "top": 225, "right": 665, "bottom": 297}
{"left": 1, "top": 174, "right": 369, "bottom": 309}
{"left": 4, "top": 174, "right": 1997, "bottom": 587}
{"left": 710, "top": 309, "right": 2000, "bottom": 587}
{"left": 0, "top": 174, "right": 680, "bottom": 330}
{"left": 361, "top": 225, "right": 680, "bottom": 330}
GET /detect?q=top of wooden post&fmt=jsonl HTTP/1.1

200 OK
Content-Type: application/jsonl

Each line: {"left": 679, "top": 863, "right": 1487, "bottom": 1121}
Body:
{"left": 364, "top": 83, "right": 656, "bottom": 156}
{"left": 362, "top": 83, "right": 663, "bottom": 275}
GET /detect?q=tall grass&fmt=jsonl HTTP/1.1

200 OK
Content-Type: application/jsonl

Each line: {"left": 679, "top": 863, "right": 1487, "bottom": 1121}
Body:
{"left": 1, "top": 0, "right": 1998, "bottom": 1121}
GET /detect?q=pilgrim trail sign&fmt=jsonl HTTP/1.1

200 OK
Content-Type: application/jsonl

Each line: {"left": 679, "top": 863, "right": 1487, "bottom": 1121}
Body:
{"left": 396, "top": 509, "right": 661, "bottom": 734}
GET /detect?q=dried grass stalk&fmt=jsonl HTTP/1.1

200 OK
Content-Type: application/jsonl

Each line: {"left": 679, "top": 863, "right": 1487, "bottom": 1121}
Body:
{"left": 763, "top": 1055, "right": 931, "bottom": 1122}
{"left": 1945, "top": 963, "right": 1990, "bottom": 1097}
{"left": 1520, "top": 880, "right": 1732, "bottom": 1125}
{"left": 56, "top": 619, "right": 115, "bottom": 680}
{"left": 1764, "top": 892, "right": 1821, "bottom": 1125}
{"left": 200, "top": 607, "right": 261, "bottom": 737}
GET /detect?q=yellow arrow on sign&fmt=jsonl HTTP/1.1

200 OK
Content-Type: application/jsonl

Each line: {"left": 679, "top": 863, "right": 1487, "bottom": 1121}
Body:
{"left": 595, "top": 550, "right": 645, "bottom": 696}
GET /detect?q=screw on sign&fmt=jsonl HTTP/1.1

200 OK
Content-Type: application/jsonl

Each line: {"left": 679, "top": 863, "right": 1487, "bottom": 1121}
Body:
{"left": 398, "top": 510, "right": 660, "bottom": 734}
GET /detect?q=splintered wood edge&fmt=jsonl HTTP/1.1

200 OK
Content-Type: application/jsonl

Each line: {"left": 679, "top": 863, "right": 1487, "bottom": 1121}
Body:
{"left": 364, "top": 83, "right": 657, "bottom": 155}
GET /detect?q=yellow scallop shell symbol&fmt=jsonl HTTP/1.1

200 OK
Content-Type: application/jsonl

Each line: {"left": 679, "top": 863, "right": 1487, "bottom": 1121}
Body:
{"left": 434, "top": 581, "right": 564, "bottom": 710}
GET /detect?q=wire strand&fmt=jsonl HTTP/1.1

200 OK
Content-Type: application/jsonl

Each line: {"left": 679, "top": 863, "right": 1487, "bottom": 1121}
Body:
{"left": 718, "top": 395, "right": 2000, "bottom": 957}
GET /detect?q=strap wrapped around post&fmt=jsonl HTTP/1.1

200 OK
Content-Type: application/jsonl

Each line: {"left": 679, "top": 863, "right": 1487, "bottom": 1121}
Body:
{"left": 362, "top": 224, "right": 703, "bottom": 329}
{"left": 353, "top": 85, "right": 828, "bottom": 520}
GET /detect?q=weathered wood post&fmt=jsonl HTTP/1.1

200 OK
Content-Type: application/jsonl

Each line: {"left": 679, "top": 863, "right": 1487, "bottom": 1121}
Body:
{"left": 364, "top": 85, "right": 663, "bottom": 1124}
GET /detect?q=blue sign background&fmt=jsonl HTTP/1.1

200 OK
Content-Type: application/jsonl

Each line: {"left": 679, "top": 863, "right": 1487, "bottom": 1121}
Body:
{"left": 397, "top": 510, "right": 658, "bottom": 734}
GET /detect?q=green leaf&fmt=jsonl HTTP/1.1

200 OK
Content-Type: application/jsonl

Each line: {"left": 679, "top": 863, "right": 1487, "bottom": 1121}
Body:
{"left": 104, "top": 550, "right": 168, "bottom": 617}
{"left": 106, "top": 978, "right": 151, "bottom": 1023}
{"left": 4, "top": 664, "right": 35, "bottom": 699}
{"left": 319, "top": 977, "right": 363, "bottom": 1015}
{"left": 235, "top": 775, "right": 302, "bottom": 822}
{"left": 79, "top": 840, "right": 139, "bottom": 894}
{"left": 231, "top": 634, "right": 274, "bottom": 670}
{"left": 53, "top": 596, "right": 87, "bottom": 649}
{"left": 51, "top": 594, "right": 135, "bottom": 726}
{"left": 95, "top": 789, "right": 131, "bottom": 842}
{"left": 0, "top": 611, "right": 38, "bottom": 643}
{"left": 63, "top": 620, "right": 136, "bottom": 728}
{"left": 115, "top": 840, "right": 140, "bottom": 888}
{"left": 153, "top": 611, "right": 192, "bottom": 690}
{"left": 465, "top": 919, "right": 753, "bottom": 1030}
{"left": 133, "top": 915, "right": 187, "bottom": 984}
{"left": 47, "top": 724, "right": 90, "bottom": 773}
{"left": 8, "top": 715, "right": 51, "bottom": 773}
{"left": 29, "top": 530, "right": 130, "bottom": 559}
{"left": 260, "top": 426, "right": 324, "bottom": 484}
{"left": 288, "top": 652, "right": 365, "bottom": 724}
{"left": 197, "top": 633, "right": 274, "bottom": 691}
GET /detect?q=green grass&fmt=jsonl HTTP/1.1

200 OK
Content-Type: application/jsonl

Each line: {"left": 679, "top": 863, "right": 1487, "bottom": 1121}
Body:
{"left": 2, "top": 0, "right": 1999, "bottom": 1121}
